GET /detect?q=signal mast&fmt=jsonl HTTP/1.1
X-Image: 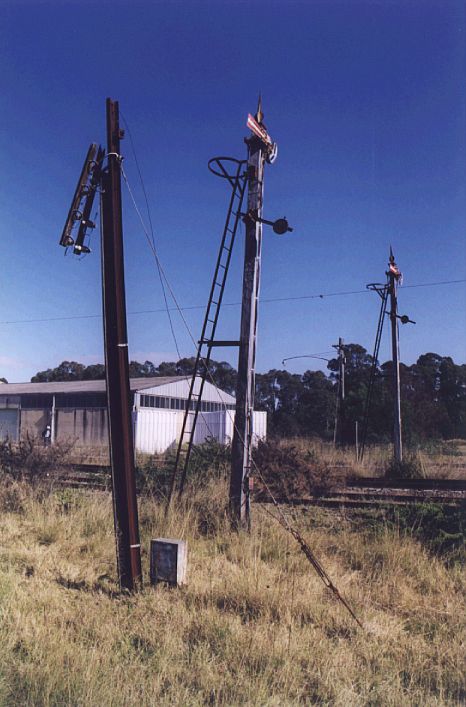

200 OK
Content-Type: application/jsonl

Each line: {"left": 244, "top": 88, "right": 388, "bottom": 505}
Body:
{"left": 59, "top": 99, "right": 142, "bottom": 591}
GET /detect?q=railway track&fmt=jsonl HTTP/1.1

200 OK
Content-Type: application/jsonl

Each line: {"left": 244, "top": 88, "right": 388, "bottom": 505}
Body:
{"left": 257, "top": 488, "right": 465, "bottom": 509}
{"left": 51, "top": 465, "right": 466, "bottom": 508}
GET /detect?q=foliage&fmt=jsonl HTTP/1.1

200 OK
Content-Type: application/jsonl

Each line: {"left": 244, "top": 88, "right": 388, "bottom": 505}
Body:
{"left": 136, "top": 439, "right": 231, "bottom": 500}
{"left": 390, "top": 503, "right": 465, "bottom": 561}
{"left": 0, "top": 435, "right": 74, "bottom": 485}
{"left": 384, "top": 452, "right": 426, "bottom": 480}
{"left": 252, "top": 438, "right": 347, "bottom": 497}
{"left": 28, "top": 347, "right": 466, "bottom": 442}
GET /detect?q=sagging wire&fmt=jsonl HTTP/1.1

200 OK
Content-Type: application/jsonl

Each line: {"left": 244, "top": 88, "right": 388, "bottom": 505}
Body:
{"left": 1, "top": 279, "right": 464, "bottom": 326}
{"left": 259, "top": 503, "right": 363, "bottom": 628}
{"left": 121, "top": 157, "right": 363, "bottom": 629}
{"left": 120, "top": 164, "right": 223, "bottom": 449}
{"left": 120, "top": 116, "right": 182, "bottom": 361}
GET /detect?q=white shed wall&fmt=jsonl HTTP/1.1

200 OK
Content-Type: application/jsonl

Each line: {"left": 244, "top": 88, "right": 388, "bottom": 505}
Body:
{"left": 193, "top": 411, "right": 234, "bottom": 445}
{"left": 134, "top": 404, "right": 267, "bottom": 455}
{"left": 252, "top": 411, "right": 267, "bottom": 443}
{"left": 192, "top": 410, "right": 267, "bottom": 447}
{"left": 135, "top": 409, "right": 183, "bottom": 454}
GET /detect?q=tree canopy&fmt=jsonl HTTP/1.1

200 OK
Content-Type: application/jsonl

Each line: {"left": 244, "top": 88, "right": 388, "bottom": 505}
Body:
{"left": 28, "top": 347, "right": 466, "bottom": 442}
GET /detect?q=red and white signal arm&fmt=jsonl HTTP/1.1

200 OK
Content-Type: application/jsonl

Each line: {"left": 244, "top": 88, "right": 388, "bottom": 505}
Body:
{"left": 246, "top": 113, "right": 278, "bottom": 163}
{"left": 247, "top": 113, "right": 272, "bottom": 146}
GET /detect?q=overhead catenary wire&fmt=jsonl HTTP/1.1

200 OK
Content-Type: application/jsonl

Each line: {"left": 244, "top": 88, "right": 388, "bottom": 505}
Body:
{"left": 1, "top": 278, "right": 464, "bottom": 326}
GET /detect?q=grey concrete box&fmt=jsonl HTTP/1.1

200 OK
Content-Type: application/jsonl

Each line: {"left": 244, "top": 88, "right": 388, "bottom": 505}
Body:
{"left": 150, "top": 538, "right": 187, "bottom": 586}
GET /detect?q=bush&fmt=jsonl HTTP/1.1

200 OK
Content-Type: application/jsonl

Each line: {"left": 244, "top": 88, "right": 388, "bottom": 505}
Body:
{"left": 0, "top": 435, "right": 74, "bottom": 485}
{"left": 252, "top": 439, "right": 347, "bottom": 499}
{"left": 0, "top": 477, "right": 33, "bottom": 513}
{"left": 384, "top": 452, "right": 425, "bottom": 480}
{"left": 391, "top": 503, "right": 465, "bottom": 561}
{"left": 136, "top": 438, "right": 231, "bottom": 499}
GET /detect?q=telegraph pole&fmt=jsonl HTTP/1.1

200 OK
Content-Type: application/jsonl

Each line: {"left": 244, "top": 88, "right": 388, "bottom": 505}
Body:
{"left": 101, "top": 98, "right": 142, "bottom": 590}
{"left": 388, "top": 248, "right": 402, "bottom": 463}
{"left": 332, "top": 337, "right": 345, "bottom": 445}
{"left": 230, "top": 99, "right": 274, "bottom": 527}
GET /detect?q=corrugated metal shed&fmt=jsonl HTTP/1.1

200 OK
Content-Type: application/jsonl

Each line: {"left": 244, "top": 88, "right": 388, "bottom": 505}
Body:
{"left": 0, "top": 376, "right": 265, "bottom": 452}
{"left": 0, "top": 377, "right": 236, "bottom": 406}
{"left": 134, "top": 410, "right": 181, "bottom": 454}
{"left": 193, "top": 411, "right": 267, "bottom": 446}
{"left": 0, "top": 376, "right": 190, "bottom": 396}
{"left": 134, "top": 378, "right": 236, "bottom": 405}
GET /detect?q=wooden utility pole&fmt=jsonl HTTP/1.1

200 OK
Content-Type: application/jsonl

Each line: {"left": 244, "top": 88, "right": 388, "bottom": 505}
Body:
{"left": 332, "top": 337, "right": 345, "bottom": 445}
{"left": 230, "top": 100, "right": 270, "bottom": 527}
{"left": 101, "top": 98, "right": 142, "bottom": 590}
{"left": 388, "top": 248, "right": 402, "bottom": 463}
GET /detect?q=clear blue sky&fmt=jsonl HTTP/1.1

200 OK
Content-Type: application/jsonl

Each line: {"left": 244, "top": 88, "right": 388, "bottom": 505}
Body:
{"left": 0, "top": 0, "right": 465, "bottom": 382}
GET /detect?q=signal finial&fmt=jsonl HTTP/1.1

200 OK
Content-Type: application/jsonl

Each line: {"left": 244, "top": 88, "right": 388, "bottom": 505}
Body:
{"left": 255, "top": 94, "right": 264, "bottom": 124}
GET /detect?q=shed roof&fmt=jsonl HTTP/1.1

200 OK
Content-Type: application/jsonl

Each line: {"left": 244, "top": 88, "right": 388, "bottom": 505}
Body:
{"left": 0, "top": 376, "right": 191, "bottom": 396}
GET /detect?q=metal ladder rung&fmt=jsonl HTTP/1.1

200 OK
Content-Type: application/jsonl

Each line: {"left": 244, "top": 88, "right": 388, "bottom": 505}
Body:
{"left": 167, "top": 166, "right": 248, "bottom": 504}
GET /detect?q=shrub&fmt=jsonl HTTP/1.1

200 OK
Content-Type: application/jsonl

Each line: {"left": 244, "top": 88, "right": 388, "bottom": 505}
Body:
{"left": 252, "top": 439, "right": 347, "bottom": 499}
{"left": 384, "top": 452, "right": 426, "bottom": 479}
{"left": 0, "top": 477, "right": 33, "bottom": 513}
{"left": 136, "top": 439, "right": 231, "bottom": 500}
{"left": 390, "top": 503, "right": 465, "bottom": 562}
{"left": 0, "top": 435, "right": 75, "bottom": 486}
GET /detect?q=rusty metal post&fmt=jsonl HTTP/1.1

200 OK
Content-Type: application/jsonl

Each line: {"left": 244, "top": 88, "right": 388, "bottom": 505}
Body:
{"left": 101, "top": 98, "right": 142, "bottom": 590}
{"left": 229, "top": 130, "right": 266, "bottom": 528}
{"left": 388, "top": 250, "right": 403, "bottom": 464}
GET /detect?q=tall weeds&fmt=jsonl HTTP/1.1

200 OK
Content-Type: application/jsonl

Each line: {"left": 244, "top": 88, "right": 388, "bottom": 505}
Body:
{"left": 0, "top": 476, "right": 464, "bottom": 705}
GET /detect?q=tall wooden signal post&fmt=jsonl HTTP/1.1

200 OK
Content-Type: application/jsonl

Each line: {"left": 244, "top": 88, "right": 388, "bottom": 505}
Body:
{"left": 164, "top": 99, "right": 290, "bottom": 524}
{"left": 230, "top": 102, "right": 279, "bottom": 527}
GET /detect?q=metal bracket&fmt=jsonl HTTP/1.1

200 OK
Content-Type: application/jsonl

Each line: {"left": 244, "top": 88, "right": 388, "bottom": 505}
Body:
{"left": 241, "top": 210, "right": 293, "bottom": 234}
{"left": 200, "top": 340, "right": 241, "bottom": 347}
{"left": 367, "top": 282, "right": 388, "bottom": 299}
{"left": 208, "top": 156, "right": 247, "bottom": 188}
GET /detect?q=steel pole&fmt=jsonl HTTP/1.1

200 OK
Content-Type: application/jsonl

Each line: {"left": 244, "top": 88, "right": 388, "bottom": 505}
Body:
{"left": 230, "top": 136, "right": 265, "bottom": 527}
{"left": 101, "top": 98, "right": 142, "bottom": 590}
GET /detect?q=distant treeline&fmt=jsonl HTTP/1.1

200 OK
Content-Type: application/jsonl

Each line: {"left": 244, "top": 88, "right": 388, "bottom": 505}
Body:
{"left": 28, "top": 345, "right": 466, "bottom": 442}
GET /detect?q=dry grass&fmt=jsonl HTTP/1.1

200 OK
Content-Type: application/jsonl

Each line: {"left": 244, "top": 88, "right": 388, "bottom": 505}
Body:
{"left": 272, "top": 438, "right": 466, "bottom": 480}
{"left": 0, "top": 476, "right": 464, "bottom": 706}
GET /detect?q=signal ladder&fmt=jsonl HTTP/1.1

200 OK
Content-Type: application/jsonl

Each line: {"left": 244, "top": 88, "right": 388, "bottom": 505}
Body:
{"left": 168, "top": 156, "right": 248, "bottom": 501}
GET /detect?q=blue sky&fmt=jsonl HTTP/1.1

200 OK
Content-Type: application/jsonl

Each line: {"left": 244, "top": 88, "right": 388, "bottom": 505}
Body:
{"left": 0, "top": 0, "right": 465, "bottom": 382}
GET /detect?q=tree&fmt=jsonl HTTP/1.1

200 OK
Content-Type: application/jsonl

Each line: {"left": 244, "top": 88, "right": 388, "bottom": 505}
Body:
{"left": 297, "top": 370, "right": 336, "bottom": 437}
{"left": 31, "top": 361, "right": 86, "bottom": 383}
{"left": 82, "top": 364, "right": 105, "bottom": 380}
{"left": 129, "top": 360, "right": 158, "bottom": 378}
{"left": 28, "top": 350, "right": 466, "bottom": 441}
